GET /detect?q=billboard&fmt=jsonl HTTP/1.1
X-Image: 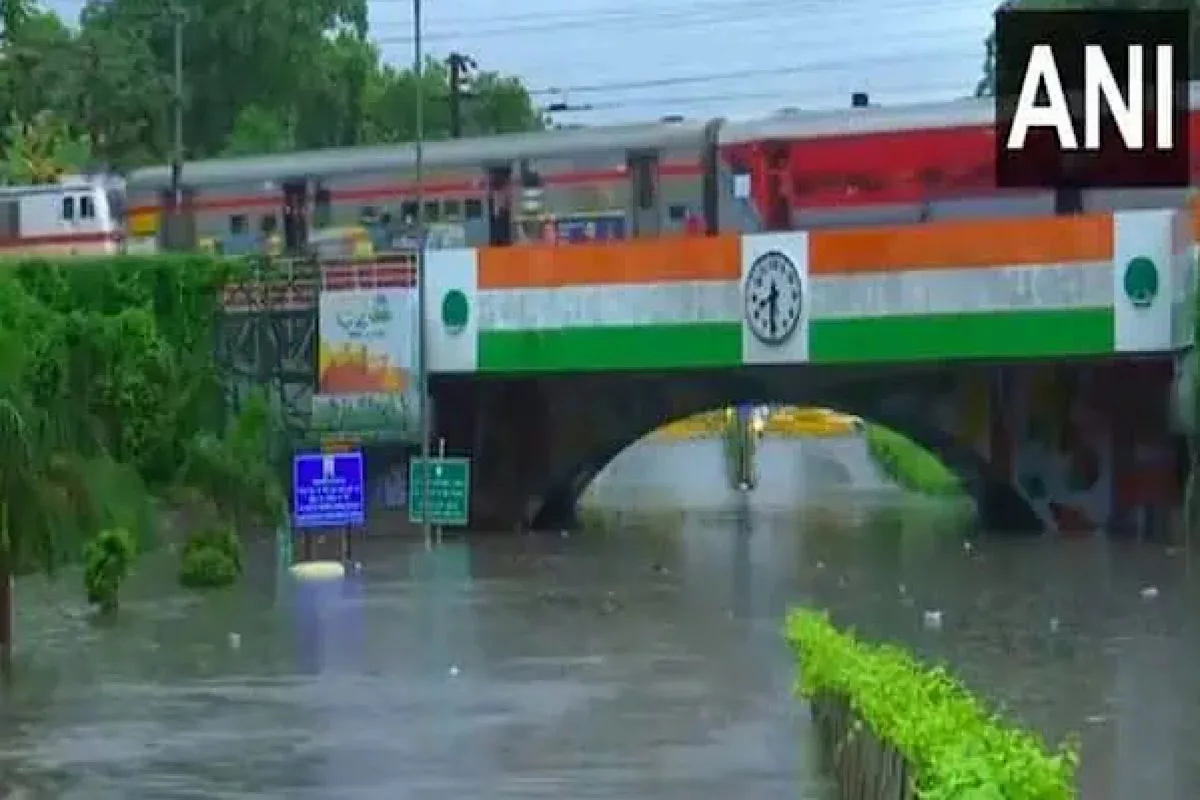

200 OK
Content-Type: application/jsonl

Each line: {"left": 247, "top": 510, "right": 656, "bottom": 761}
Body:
{"left": 312, "top": 287, "right": 421, "bottom": 442}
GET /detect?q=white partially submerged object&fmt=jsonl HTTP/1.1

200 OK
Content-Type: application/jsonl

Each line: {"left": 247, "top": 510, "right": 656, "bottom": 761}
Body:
{"left": 289, "top": 561, "right": 346, "bottom": 581}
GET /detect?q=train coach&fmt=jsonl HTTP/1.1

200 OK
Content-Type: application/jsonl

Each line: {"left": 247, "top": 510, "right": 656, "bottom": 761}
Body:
{"left": 121, "top": 119, "right": 722, "bottom": 255}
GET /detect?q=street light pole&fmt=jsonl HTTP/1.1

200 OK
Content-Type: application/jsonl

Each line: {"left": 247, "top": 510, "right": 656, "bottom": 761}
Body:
{"left": 413, "top": 0, "right": 432, "bottom": 550}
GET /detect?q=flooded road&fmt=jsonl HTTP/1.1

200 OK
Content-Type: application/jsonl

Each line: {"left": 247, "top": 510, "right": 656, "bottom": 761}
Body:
{"left": 2, "top": 436, "right": 1197, "bottom": 798}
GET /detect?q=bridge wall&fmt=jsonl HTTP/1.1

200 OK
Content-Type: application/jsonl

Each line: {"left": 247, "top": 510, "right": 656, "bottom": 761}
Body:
{"left": 421, "top": 211, "right": 1195, "bottom": 378}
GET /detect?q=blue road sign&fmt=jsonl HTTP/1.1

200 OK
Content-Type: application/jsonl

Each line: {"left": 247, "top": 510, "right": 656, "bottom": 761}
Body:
{"left": 292, "top": 451, "right": 365, "bottom": 529}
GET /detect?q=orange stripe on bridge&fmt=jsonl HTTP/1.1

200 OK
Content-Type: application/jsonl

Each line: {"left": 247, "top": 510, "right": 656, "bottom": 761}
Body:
{"left": 478, "top": 236, "right": 741, "bottom": 289}
{"left": 808, "top": 214, "right": 1114, "bottom": 275}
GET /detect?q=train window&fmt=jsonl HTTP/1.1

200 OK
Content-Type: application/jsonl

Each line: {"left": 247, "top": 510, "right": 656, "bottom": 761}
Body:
{"left": 79, "top": 195, "right": 96, "bottom": 219}
{"left": 61, "top": 195, "right": 75, "bottom": 220}
{"left": 464, "top": 198, "right": 483, "bottom": 219}
{"left": 260, "top": 214, "right": 277, "bottom": 234}
{"left": 313, "top": 185, "right": 332, "bottom": 228}
{"left": 401, "top": 201, "right": 419, "bottom": 222}
{"left": 443, "top": 199, "right": 462, "bottom": 220}
{"left": 359, "top": 205, "right": 378, "bottom": 224}
{"left": 229, "top": 214, "right": 248, "bottom": 234}
{"left": 424, "top": 201, "right": 440, "bottom": 222}
{"left": 668, "top": 204, "right": 687, "bottom": 222}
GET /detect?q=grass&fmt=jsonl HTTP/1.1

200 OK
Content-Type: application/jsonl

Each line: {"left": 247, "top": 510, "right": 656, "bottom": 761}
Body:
{"left": 864, "top": 424, "right": 962, "bottom": 497}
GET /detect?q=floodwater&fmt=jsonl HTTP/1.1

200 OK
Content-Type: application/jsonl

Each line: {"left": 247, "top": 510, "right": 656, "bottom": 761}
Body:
{"left": 1, "top": 435, "right": 1197, "bottom": 798}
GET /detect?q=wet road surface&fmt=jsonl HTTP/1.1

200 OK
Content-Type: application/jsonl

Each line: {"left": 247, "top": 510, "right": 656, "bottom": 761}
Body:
{"left": 2, "top": 436, "right": 1197, "bottom": 798}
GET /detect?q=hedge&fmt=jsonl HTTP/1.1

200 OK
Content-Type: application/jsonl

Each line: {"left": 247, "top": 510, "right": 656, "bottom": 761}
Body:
{"left": 786, "top": 609, "right": 1078, "bottom": 799}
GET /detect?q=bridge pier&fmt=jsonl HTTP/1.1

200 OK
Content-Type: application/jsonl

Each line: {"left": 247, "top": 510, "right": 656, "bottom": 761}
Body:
{"left": 432, "top": 376, "right": 556, "bottom": 531}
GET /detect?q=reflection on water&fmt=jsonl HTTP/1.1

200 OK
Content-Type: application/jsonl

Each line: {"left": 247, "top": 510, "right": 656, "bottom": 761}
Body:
{"left": 1, "top": 439, "right": 1196, "bottom": 798}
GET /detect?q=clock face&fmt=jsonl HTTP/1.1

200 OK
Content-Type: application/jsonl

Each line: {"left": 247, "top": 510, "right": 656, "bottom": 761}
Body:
{"left": 744, "top": 251, "right": 802, "bottom": 345}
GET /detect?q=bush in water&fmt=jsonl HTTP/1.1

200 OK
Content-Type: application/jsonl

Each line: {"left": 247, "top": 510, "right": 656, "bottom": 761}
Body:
{"left": 178, "top": 524, "right": 241, "bottom": 589}
{"left": 83, "top": 528, "right": 136, "bottom": 613}
{"left": 785, "top": 609, "right": 1077, "bottom": 800}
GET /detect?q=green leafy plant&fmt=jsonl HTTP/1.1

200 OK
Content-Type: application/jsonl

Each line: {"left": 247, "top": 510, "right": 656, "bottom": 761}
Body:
{"left": 82, "top": 527, "right": 135, "bottom": 613}
{"left": 178, "top": 523, "right": 242, "bottom": 590}
{"left": 864, "top": 423, "right": 962, "bottom": 496}
{"left": 786, "top": 609, "right": 1078, "bottom": 800}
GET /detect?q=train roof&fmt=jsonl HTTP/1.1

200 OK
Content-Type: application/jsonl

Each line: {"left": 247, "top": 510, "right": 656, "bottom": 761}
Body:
{"left": 720, "top": 81, "right": 1200, "bottom": 143}
{"left": 125, "top": 119, "right": 712, "bottom": 190}
{"left": 0, "top": 180, "right": 104, "bottom": 196}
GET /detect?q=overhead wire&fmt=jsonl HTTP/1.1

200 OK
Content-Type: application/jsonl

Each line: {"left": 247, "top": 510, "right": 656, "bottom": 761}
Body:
{"left": 370, "top": 0, "right": 980, "bottom": 45}
{"left": 522, "top": 45, "right": 980, "bottom": 98}
{"left": 548, "top": 79, "right": 972, "bottom": 112}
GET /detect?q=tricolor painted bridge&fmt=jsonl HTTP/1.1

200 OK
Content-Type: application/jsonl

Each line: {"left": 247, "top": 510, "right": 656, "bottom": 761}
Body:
{"left": 376, "top": 209, "right": 1198, "bottom": 534}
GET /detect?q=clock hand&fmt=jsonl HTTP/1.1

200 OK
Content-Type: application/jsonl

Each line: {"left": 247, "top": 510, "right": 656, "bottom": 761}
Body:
{"left": 767, "top": 283, "right": 779, "bottom": 334}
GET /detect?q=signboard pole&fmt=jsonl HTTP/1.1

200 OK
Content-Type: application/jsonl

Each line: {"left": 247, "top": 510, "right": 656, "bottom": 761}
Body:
{"left": 436, "top": 437, "right": 447, "bottom": 545}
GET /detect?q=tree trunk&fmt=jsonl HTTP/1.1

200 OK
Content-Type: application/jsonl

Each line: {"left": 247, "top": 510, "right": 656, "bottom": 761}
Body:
{"left": 0, "top": 546, "right": 12, "bottom": 682}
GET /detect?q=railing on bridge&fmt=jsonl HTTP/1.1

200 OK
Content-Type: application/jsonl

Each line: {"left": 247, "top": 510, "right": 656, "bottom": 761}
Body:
{"left": 220, "top": 251, "right": 418, "bottom": 312}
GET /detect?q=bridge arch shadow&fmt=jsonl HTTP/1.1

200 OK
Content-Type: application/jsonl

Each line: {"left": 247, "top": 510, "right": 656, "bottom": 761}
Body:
{"left": 529, "top": 370, "right": 1039, "bottom": 534}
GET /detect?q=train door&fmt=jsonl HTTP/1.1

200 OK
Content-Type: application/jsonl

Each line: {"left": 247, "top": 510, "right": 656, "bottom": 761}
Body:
{"left": 158, "top": 188, "right": 197, "bottom": 251}
{"left": 0, "top": 196, "right": 18, "bottom": 245}
{"left": 282, "top": 179, "right": 309, "bottom": 255}
{"left": 627, "top": 150, "right": 660, "bottom": 237}
{"left": 486, "top": 165, "right": 512, "bottom": 246}
{"left": 763, "top": 142, "right": 791, "bottom": 231}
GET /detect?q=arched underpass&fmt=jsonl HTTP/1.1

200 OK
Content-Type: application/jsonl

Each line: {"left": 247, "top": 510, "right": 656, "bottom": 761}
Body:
{"left": 526, "top": 370, "right": 1040, "bottom": 533}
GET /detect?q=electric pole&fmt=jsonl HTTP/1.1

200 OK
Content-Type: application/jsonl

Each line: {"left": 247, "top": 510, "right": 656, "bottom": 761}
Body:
{"left": 168, "top": 1, "right": 185, "bottom": 248}
{"left": 447, "top": 52, "right": 475, "bottom": 139}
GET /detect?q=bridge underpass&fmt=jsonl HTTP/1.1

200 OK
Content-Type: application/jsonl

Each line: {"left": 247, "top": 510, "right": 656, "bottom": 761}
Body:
{"left": 425, "top": 357, "right": 1182, "bottom": 536}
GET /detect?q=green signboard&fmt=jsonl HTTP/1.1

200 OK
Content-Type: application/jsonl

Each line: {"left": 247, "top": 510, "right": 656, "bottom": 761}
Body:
{"left": 408, "top": 457, "right": 471, "bottom": 526}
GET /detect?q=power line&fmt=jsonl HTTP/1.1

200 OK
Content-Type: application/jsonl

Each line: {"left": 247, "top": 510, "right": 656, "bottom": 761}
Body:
{"left": 544, "top": 80, "right": 970, "bottom": 112}
{"left": 366, "top": 0, "right": 955, "bottom": 27}
{"left": 525, "top": 46, "right": 979, "bottom": 97}
{"left": 370, "top": 0, "right": 977, "bottom": 45}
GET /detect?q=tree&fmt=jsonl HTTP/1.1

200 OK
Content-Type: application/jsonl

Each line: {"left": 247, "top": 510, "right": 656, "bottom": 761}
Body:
{"left": 1, "top": 112, "right": 92, "bottom": 184}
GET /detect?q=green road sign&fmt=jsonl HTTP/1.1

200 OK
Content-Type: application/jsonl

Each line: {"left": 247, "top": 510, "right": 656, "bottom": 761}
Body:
{"left": 408, "top": 457, "right": 471, "bottom": 526}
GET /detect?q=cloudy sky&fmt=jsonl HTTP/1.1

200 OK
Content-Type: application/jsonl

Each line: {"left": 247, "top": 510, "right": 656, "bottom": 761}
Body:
{"left": 369, "top": 0, "right": 1000, "bottom": 122}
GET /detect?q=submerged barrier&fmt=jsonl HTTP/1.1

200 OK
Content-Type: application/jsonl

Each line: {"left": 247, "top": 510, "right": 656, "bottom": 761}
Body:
{"left": 785, "top": 609, "right": 1077, "bottom": 799}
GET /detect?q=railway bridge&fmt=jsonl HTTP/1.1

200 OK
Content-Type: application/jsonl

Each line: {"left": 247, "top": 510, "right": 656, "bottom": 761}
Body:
{"left": 236, "top": 209, "right": 1199, "bottom": 535}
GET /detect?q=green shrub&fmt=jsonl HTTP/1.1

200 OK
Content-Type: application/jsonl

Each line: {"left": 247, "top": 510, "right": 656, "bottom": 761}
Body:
{"left": 82, "top": 528, "right": 136, "bottom": 613}
{"left": 865, "top": 424, "right": 962, "bottom": 496}
{"left": 179, "top": 544, "right": 239, "bottom": 589}
{"left": 178, "top": 524, "right": 242, "bottom": 589}
{"left": 786, "top": 609, "right": 1077, "bottom": 800}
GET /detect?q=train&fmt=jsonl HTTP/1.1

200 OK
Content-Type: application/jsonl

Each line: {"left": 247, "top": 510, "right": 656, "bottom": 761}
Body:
{"left": 5, "top": 85, "right": 1200, "bottom": 257}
